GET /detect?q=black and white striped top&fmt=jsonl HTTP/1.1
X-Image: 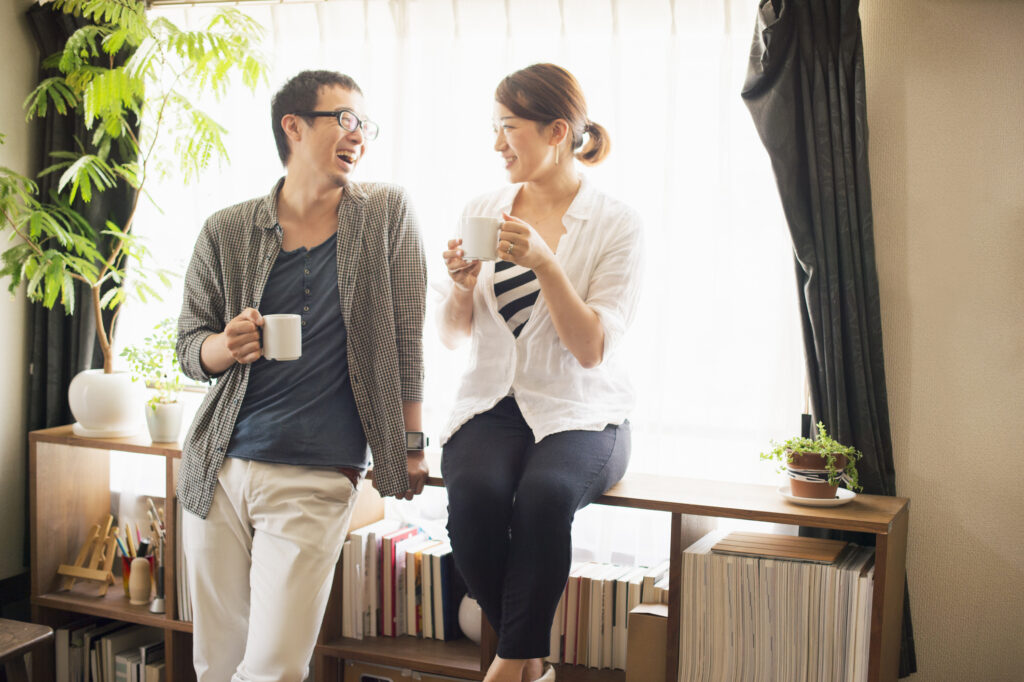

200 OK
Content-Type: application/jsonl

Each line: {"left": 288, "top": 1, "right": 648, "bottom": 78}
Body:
{"left": 493, "top": 260, "right": 540, "bottom": 337}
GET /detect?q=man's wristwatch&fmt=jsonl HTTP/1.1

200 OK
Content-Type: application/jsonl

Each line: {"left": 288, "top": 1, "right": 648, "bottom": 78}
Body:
{"left": 405, "top": 431, "right": 429, "bottom": 451}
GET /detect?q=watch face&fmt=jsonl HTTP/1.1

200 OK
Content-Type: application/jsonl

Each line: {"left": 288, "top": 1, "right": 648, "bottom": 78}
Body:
{"left": 406, "top": 432, "right": 425, "bottom": 450}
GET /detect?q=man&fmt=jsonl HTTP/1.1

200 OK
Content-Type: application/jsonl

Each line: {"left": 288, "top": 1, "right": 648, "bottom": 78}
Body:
{"left": 175, "top": 70, "right": 428, "bottom": 682}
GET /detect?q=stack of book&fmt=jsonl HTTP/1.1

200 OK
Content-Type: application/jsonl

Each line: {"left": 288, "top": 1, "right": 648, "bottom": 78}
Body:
{"left": 544, "top": 559, "right": 671, "bottom": 670}
{"left": 339, "top": 520, "right": 466, "bottom": 641}
{"left": 54, "top": 620, "right": 165, "bottom": 682}
{"left": 680, "top": 530, "right": 875, "bottom": 682}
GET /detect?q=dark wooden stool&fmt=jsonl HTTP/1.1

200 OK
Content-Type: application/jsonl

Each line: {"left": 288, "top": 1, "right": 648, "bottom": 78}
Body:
{"left": 0, "top": 619, "right": 53, "bottom": 682}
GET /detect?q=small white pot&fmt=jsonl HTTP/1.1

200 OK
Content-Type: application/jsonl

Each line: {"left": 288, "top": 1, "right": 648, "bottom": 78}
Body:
{"left": 145, "top": 401, "right": 184, "bottom": 443}
{"left": 68, "top": 369, "right": 144, "bottom": 437}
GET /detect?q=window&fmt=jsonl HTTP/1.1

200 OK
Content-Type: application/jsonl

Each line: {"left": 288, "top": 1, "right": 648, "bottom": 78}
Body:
{"left": 117, "top": 0, "right": 802, "bottom": 560}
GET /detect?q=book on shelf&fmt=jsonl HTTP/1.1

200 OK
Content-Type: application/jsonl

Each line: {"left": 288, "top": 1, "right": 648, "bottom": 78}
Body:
{"left": 393, "top": 529, "right": 427, "bottom": 637}
{"left": 56, "top": 616, "right": 98, "bottom": 682}
{"left": 562, "top": 562, "right": 586, "bottom": 665}
{"left": 425, "top": 541, "right": 467, "bottom": 641}
{"left": 711, "top": 531, "right": 849, "bottom": 564}
{"left": 403, "top": 537, "right": 441, "bottom": 637}
{"left": 144, "top": 659, "right": 165, "bottom": 682}
{"left": 641, "top": 559, "right": 670, "bottom": 605}
{"left": 83, "top": 620, "right": 126, "bottom": 682}
{"left": 348, "top": 518, "right": 403, "bottom": 638}
{"left": 380, "top": 525, "right": 421, "bottom": 636}
{"left": 574, "top": 562, "right": 599, "bottom": 665}
{"left": 340, "top": 539, "right": 354, "bottom": 638}
{"left": 600, "top": 565, "right": 631, "bottom": 669}
{"left": 137, "top": 639, "right": 164, "bottom": 677}
{"left": 615, "top": 565, "right": 646, "bottom": 669}
{"left": 114, "top": 649, "right": 140, "bottom": 682}
{"left": 175, "top": 500, "right": 192, "bottom": 623}
{"left": 681, "top": 529, "right": 875, "bottom": 682}
{"left": 546, "top": 581, "right": 566, "bottom": 664}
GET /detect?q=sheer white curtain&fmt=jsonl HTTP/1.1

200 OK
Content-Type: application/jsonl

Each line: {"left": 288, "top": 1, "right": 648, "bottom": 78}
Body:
{"left": 119, "top": 0, "right": 802, "bottom": 563}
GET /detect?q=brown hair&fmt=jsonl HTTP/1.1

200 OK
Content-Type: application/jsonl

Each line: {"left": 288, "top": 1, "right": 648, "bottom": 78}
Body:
{"left": 495, "top": 63, "right": 610, "bottom": 166}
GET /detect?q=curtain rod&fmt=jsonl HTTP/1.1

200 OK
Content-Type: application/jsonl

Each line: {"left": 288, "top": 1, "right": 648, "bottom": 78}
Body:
{"left": 145, "top": 0, "right": 386, "bottom": 6}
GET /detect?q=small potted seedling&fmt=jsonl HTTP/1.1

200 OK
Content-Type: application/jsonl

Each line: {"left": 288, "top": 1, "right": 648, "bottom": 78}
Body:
{"left": 761, "top": 421, "right": 863, "bottom": 498}
{"left": 120, "top": 317, "right": 185, "bottom": 443}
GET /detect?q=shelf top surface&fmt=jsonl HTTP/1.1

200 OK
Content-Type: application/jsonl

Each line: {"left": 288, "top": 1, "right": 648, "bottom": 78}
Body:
{"left": 32, "top": 426, "right": 907, "bottom": 533}
{"left": 31, "top": 424, "right": 182, "bottom": 457}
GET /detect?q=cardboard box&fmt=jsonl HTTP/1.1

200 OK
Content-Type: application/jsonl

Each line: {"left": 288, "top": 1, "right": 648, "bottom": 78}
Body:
{"left": 343, "top": 659, "right": 476, "bottom": 682}
{"left": 625, "top": 602, "right": 668, "bottom": 682}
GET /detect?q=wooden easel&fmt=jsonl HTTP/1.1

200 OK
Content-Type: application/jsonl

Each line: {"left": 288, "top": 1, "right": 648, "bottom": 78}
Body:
{"left": 57, "top": 515, "right": 118, "bottom": 596}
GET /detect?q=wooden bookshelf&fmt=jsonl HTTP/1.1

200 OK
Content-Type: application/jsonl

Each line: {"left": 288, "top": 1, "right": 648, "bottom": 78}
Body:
{"left": 28, "top": 426, "right": 909, "bottom": 682}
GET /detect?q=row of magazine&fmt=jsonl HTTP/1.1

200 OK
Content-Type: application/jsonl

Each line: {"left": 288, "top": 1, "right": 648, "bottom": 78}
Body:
{"left": 680, "top": 530, "right": 876, "bottom": 682}
{"left": 54, "top": 620, "right": 165, "bottom": 682}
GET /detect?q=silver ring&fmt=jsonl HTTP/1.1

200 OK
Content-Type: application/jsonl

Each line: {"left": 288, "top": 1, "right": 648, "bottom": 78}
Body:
{"left": 507, "top": 242, "right": 514, "bottom": 255}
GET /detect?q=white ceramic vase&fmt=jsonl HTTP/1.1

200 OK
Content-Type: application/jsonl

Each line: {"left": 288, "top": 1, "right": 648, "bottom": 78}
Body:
{"left": 457, "top": 595, "right": 482, "bottom": 644}
{"left": 67, "top": 369, "right": 144, "bottom": 437}
{"left": 145, "top": 401, "right": 183, "bottom": 443}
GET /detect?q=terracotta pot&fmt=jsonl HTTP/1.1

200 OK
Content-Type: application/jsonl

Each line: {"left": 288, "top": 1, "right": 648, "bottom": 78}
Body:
{"left": 786, "top": 451, "right": 848, "bottom": 499}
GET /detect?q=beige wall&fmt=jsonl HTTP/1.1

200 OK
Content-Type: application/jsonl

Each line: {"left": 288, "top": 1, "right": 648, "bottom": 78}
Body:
{"left": 0, "top": 0, "right": 36, "bottom": 581}
{"left": 862, "top": 1, "right": 1024, "bottom": 679}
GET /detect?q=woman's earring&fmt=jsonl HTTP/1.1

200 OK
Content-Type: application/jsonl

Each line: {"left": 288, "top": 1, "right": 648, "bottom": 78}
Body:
{"left": 555, "top": 145, "right": 560, "bottom": 165}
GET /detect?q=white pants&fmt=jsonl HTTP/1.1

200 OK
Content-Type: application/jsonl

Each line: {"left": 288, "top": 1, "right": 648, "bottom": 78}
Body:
{"left": 183, "top": 456, "right": 358, "bottom": 682}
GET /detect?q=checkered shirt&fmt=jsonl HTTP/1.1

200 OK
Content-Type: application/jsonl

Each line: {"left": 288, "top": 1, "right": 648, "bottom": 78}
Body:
{"left": 175, "top": 178, "right": 425, "bottom": 518}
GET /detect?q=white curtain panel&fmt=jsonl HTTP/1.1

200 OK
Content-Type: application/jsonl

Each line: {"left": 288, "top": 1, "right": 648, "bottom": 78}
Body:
{"left": 123, "top": 0, "right": 802, "bottom": 563}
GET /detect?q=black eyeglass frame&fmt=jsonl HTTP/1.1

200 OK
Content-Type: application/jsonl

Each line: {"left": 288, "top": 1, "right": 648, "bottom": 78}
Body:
{"left": 296, "top": 109, "right": 380, "bottom": 140}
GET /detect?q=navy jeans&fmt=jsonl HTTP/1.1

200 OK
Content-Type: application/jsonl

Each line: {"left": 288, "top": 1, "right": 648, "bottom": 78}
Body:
{"left": 442, "top": 397, "right": 631, "bottom": 659}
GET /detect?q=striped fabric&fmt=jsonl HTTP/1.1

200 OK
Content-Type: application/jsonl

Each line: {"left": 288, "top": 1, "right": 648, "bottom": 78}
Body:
{"left": 493, "top": 260, "right": 540, "bottom": 337}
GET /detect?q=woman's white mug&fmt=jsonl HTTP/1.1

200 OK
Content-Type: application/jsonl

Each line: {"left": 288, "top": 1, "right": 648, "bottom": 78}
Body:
{"left": 262, "top": 313, "right": 302, "bottom": 361}
{"left": 460, "top": 216, "right": 502, "bottom": 261}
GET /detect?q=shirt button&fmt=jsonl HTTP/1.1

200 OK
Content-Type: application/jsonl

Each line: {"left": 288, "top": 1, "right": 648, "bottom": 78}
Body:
{"left": 303, "top": 305, "right": 310, "bottom": 312}
{"left": 302, "top": 320, "right": 307, "bottom": 327}
{"left": 304, "top": 288, "right": 310, "bottom": 295}
{"left": 304, "top": 269, "right": 310, "bottom": 275}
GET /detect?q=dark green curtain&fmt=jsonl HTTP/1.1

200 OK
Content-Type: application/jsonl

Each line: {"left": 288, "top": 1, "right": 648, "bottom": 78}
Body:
{"left": 740, "top": 0, "right": 916, "bottom": 676}
{"left": 24, "top": 3, "right": 135, "bottom": 431}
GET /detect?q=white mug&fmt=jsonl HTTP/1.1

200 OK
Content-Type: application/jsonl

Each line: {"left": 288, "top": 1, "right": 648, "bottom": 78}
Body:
{"left": 262, "top": 314, "right": 302, "bottom": 361}
{"left": 460, "top": 216, "right": 502, "bottom": 261}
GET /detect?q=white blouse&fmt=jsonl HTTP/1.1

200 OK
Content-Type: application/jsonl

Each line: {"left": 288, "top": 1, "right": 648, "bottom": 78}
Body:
{"left": 438, "top": 176, "right": 644, "bottom": 445}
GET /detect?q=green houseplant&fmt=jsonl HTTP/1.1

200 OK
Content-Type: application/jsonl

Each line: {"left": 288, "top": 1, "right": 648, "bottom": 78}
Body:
{"left": 120, "top": 316, "right": 185, "bottom": 442}
{"left": 761, "top": 421, "right": 863, "bottom": 499}
{"left": 0, "top": 0, "right": 266, "bottom": 436}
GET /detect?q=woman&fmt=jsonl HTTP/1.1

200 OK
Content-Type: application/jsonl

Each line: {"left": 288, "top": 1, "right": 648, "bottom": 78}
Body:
{"left": 438, "top": 63, "right": 643, "bottom": 682}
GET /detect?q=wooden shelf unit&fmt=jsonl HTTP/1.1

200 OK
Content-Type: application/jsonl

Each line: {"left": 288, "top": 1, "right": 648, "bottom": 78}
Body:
{"left": 28, "top": 426, "right": 909, "bottom": 682}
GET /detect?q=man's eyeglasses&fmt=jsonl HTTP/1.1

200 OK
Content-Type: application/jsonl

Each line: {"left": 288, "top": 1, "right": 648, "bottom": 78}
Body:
{"left": 297, "top": 109, "right": 380, "bottom": 141}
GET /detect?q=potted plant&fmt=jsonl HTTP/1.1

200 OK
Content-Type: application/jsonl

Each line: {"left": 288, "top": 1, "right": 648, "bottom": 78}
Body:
{"left": 120, "top": 317, "right": 185, "bottom": 443}
{"left": 761, "top": 421, "right": 863, "bottom": 499}
{"left": 0, "top": 0, "right": 265, "bottom": 436}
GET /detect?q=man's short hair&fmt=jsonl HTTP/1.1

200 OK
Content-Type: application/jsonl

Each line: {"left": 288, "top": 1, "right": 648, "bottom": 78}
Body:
{"left": 271, "top": 70, "right": 363, "bottom": 165}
